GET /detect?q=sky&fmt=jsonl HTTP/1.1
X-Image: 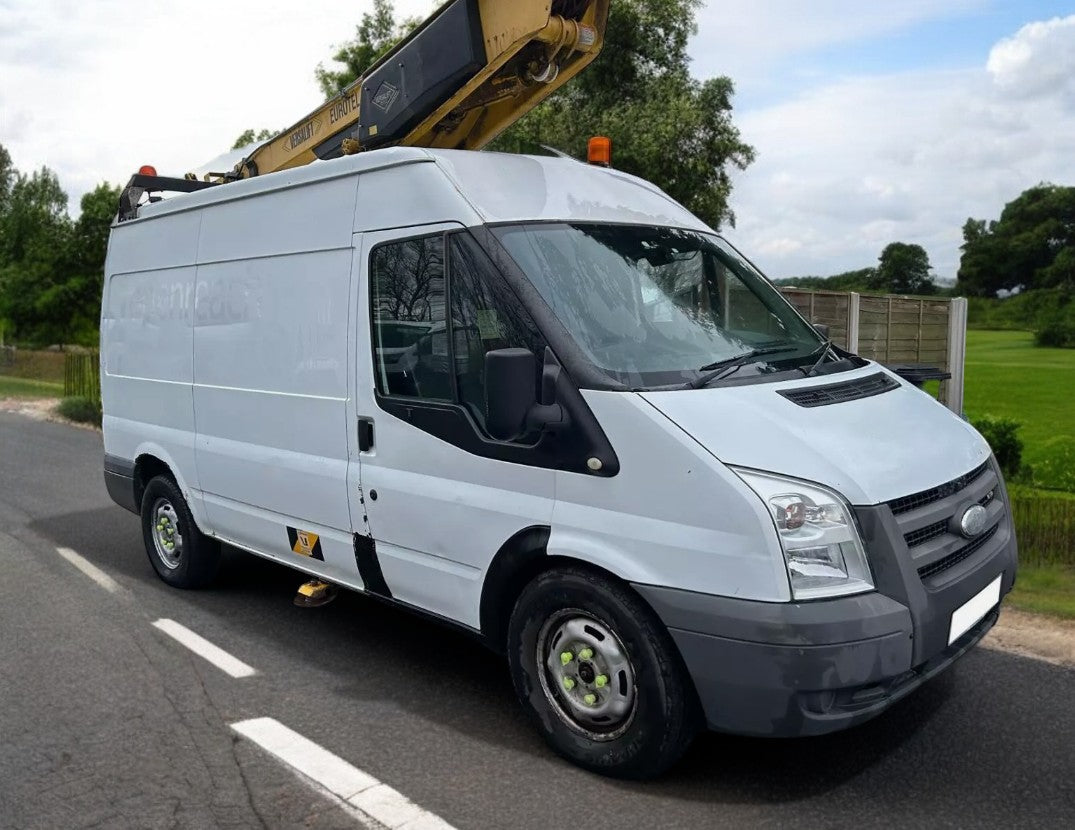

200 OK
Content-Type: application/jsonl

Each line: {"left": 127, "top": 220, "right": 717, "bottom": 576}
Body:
{"left": 1, "top": 0, "right": 1073, "bottom": 281}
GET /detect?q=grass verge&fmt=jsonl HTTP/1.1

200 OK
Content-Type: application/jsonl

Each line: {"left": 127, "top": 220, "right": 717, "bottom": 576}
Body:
{"left": 1009, "top": 565, "right": 1075, "bottom": 620}
{"left": 0, "top": 376, "right": 63, "bottom": 398}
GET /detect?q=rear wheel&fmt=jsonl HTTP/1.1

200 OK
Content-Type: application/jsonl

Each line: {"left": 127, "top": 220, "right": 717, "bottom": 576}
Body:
{"left": 507, "top": 567, "right": 699, "bottom": 779}
{"left": 140, "top": 475, "right": 220, "bottom": 588}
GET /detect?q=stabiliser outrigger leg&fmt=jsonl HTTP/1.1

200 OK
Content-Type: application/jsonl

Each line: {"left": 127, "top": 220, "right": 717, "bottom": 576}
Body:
{"left": 294, "top": 579, "right": 339, "bottom": 608}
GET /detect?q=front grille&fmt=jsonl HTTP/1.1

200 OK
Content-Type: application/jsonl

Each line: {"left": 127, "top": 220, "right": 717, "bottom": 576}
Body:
{"left": 905, "top": 520, "right": 948, "bottom": 548}
{"left": 917, "top": 524, "right": 1000, "bottom": 580}
{"left": 888, "top": 462, "right": 990, "bottom": 516}
{"left": 778, "top": 372, "right": 900, "bottom": 408}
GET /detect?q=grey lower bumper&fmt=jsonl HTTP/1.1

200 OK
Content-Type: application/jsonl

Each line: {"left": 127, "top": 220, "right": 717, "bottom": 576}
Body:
{"left": 104, "top": 454, "right": 138, "bottom": 514}
{"left": 633, "top": 523, "right": 1015, "bottom": 737}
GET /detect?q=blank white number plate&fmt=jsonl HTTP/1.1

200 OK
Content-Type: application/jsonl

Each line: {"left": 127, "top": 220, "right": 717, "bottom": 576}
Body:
{"left": 948, "top": 574, "right": 1002, "bottom": 645}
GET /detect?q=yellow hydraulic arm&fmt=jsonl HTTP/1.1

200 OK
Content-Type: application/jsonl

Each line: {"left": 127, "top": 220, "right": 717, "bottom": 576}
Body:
{"left": 220, "top": 0, "right": 609, "bottom": 181}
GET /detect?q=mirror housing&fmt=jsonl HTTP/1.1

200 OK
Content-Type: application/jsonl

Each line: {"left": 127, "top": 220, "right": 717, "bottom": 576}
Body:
{"left": 813, "top": 323, "right": 830, "bottom": 339}
{"left": 485, "top": 348, "right": 567, "bottom": 441}
{"left": 485, "top": 348, "right": 539, "bottom": 441}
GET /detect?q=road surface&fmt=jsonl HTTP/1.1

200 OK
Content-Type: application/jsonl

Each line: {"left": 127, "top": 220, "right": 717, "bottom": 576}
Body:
{"left": 1, "top": 412, "right": 1073, "bottom": 829}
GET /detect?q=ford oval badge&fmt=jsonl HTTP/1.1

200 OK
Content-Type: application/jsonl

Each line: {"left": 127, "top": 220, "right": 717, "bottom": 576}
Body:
{"left": 959, "top": 504, "right": 989, "bottom": 538}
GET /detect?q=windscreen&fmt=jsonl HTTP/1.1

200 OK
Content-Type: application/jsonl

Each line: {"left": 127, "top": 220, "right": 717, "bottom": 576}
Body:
{"left": 492, "top": 223, "right": 824, "bottom": 387}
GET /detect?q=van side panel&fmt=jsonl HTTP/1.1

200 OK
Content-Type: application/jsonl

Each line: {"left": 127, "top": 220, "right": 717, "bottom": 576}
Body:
{"left": 192, "top": 177, "right": 360, "bottom": 582}
{"left": 101, "top": 212, "right": 201, "bottom": 513}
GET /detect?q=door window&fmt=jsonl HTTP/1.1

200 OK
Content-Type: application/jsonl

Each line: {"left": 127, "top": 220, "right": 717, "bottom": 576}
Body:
{"left": 370, "top": 235, "right": 449, "bottom": 400}
{"left": 369, "top": 231, "right": 544, "bottom": 437}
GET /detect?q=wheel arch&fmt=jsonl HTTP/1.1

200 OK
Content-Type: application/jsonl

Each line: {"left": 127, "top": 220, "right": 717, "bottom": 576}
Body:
{"left": 131, "top": 447, "right": 209, "bottom": 530}
{"left": 479, "top": 526, "right": 656, "bottom": 654}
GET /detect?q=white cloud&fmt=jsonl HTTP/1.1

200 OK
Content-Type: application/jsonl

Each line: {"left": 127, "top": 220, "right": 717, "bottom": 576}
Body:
{"left": 724, "top": 14, "right": 1075, "bottom": 280}
{"left": 987, "top": 15, "right": 1075, "bottom": 102}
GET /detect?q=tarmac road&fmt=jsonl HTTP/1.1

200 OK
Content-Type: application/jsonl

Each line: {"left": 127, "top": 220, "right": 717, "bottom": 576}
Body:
{"left": 1, "top": 411, "right": 1073, "bottom": 829}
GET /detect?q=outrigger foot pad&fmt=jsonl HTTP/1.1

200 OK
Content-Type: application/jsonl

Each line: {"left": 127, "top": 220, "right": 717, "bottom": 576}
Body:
{"left": 294, "top": 579, "right": 339, "bottom": 608}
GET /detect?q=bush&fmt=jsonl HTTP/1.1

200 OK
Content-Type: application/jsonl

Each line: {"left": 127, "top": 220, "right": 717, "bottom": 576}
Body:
{"left": 57, "top": 395, "right": 101, "bottom": 426}
{"left": 1035, "top": 316, "right": 1075, "bottom": 348}
{"left": 970, "top": 414, "right": 1023, "bottom": 479}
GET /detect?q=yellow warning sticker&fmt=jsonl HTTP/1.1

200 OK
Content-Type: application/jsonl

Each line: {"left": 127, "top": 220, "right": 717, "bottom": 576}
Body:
{"left": 286, "top": 526, "right": 324, "bottom": 560}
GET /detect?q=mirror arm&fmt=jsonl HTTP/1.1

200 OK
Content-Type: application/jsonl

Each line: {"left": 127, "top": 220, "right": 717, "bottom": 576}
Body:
{"left": 527, "top": 402, "right": 568, "bottom": 433}
{"left": 528, "top": 347, "right": 571, "bottom": 433}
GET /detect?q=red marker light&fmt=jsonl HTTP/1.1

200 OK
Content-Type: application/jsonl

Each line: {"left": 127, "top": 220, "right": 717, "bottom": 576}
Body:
{"left": 138, "top": 165, "right": 158, "bottom": 176}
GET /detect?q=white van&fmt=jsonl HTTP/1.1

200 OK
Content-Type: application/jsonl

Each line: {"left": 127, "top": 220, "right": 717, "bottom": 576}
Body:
{"left": 101, "top": 147, "right": 1016, "bottom": 778}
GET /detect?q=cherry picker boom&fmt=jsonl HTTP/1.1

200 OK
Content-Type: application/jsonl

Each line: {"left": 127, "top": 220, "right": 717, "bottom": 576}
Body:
{"left": 226, "top": 0, "right": 609, "bottom": 181}
{"left": 119, "top": 0, "right": 609, "bottom": 219}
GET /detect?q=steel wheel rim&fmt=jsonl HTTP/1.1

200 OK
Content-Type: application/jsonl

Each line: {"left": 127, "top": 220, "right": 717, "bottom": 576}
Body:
{"left": 536, "top": 609, "right": 637, "bottom": 741}
{"left": 151, "top": 498, "right": 183, "bottom": 570}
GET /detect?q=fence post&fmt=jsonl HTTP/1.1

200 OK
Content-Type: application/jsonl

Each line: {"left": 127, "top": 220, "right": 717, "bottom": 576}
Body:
{"left": 847, "top": 293, "right": 860, "bottom": 353}
{"left": 946, "top": 297, "right": 968, "bottom": 415}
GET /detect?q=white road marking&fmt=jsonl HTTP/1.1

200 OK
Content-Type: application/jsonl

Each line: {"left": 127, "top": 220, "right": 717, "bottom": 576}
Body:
{"left": 152, "top": 618, "right": 257, "bottom": 678}
{"left": 231, "top": 717, "right": 456, "bottom": 830}
{"left": 55, "top": 546, "right": 121, "bottom": 593}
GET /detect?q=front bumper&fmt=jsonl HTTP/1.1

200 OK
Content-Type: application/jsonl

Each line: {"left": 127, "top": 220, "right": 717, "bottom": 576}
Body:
{"left": 632, "top": 460, "right": 1019, "bottom": 737}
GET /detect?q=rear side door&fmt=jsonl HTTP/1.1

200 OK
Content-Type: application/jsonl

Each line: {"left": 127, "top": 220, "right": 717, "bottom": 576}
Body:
{"left": 348, "top": 224, "right": 555, "bottom": 628}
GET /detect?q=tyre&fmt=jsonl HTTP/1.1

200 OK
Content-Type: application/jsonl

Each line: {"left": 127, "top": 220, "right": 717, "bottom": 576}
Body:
{"left": 140, "top": 475, "right": 220, "bottom": 589}
{"left": 507, "top": 567, "right": 700, "bottom": 779}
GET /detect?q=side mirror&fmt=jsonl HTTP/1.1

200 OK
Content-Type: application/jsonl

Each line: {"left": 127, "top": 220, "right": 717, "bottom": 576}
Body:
{"left": 485, "top": 348, "right": 539, "bottom": 441}
{"left": 485, "top": 347, "right": 568, "bottom": 441}
{"left": 813, "top": 323, "right": 830, "bottom": 339}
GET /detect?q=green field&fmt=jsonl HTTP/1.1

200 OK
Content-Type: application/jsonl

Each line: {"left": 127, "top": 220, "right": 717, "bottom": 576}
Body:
{"left": 0, "top": 375, "right": 62, "bottom": 398}
{"left": 963, "top": 329, "right": 1075, "bottom": 492}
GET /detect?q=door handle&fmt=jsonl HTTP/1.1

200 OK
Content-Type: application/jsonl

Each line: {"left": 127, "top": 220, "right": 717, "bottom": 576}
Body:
{"left": 358, "top": 418, "right": 375, "bottom": 452}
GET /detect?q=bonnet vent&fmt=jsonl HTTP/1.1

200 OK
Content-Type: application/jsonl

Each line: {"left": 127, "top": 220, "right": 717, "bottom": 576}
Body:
{"left": 778, "top": 372, "right": 900, "bottom": 408}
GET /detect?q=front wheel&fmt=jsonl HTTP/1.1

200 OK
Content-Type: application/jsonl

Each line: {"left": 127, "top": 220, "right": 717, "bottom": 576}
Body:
{"left": 507, "top": 567, "right": 700, "bottom": 779}
{"left": 140, "top": 475, "right": 220, "bottom": 588}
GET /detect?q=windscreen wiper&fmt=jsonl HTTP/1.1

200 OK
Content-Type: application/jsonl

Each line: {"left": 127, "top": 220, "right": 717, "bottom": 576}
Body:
{"left": 686, "top": 345, "right": 799, "bottom": 390}
{"left": 800, "top": 341, "right": 833, "bottom": 377}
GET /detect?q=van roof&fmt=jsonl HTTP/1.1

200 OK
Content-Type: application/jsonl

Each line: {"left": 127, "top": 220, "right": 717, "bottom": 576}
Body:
{"left": 127, "top": 147, "right": 710, "bottom": 233}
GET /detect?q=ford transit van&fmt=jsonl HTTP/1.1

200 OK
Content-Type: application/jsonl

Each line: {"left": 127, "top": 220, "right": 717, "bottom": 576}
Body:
{"left": 102, "top": 148, "right": 1016, "bottom": 777}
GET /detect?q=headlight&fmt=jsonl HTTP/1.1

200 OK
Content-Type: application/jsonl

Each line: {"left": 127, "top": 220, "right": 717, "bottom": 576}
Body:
{"left": 733, "top": 468, "right": 874, "bottom": 600}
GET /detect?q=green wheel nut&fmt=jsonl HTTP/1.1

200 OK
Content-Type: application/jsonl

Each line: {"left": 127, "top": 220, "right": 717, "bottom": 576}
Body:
{"left": 595, "top": 675, "right": 608, "bottom": 688}
{"left": 579, "top": 648, "right": 593, "bottom": 660}
{"left": 560, "top": 651, "right": 573, "bottom": 665}
{"left": 562, "top": 677, "right": 575, "bottom": 691}
{"left": 583, "top": 693, "right": 597, "bottom": 705}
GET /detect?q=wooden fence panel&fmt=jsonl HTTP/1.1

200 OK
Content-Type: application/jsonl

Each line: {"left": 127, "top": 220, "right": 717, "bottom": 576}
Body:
{"left": 64, "top": 352, "right": 100, "bottom": 403}
{"left": 779, "top": 289, "right": 963, "bottom": 409}
{"left": 779, "top": 289, "right": 852, "bottom": 348}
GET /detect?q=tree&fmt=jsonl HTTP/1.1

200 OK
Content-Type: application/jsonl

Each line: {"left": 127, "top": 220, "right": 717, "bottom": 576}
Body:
{"left": 314, "top": 0, "right": 420, "bottom": 97}
{"left": 0, "top": 143, "right": 118, "bottom": 345}
{"left": 0, "top": 164, "right": 73, "bottom": 344}
{"left": 957, "top": 184, "right": 1075, "bottom": 296}
{"left": 871, "top": 242, "right": 935, "bottom": 295}
{"left": 45, "top": 183, "right": 122, "bottom": 341}
{"left": 0, "top": 144, "right": 14, "bottom": 211}
{"left": 314, "top": 0, "right": 755, "bottom": 229}
{"left": 231, "top": 128, "right": 279, "bottom": 150}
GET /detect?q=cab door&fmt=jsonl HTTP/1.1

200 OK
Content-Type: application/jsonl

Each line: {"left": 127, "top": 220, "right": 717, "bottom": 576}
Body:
{"left": 347, "top": 224, "right": 555, "bottom": 628}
